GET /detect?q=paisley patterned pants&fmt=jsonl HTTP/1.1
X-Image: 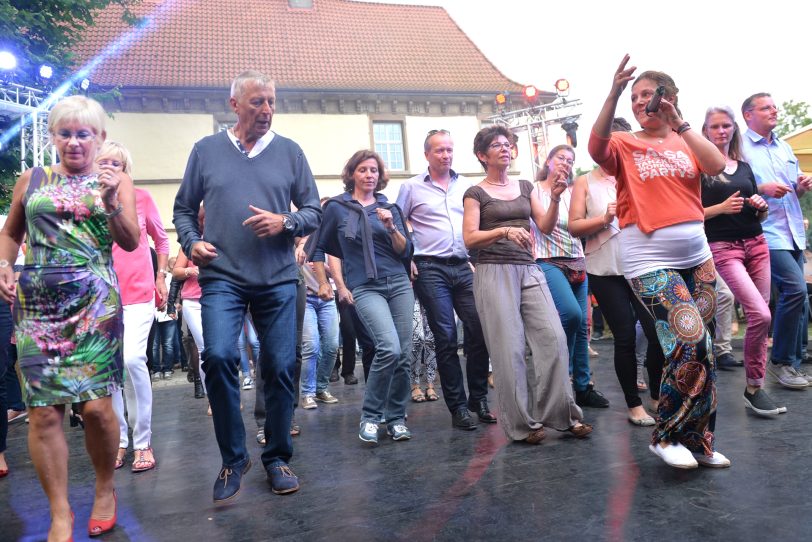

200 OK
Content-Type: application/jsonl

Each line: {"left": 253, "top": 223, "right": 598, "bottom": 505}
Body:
{"left": 629, "top": 259, "right": 718, "bottom": 455}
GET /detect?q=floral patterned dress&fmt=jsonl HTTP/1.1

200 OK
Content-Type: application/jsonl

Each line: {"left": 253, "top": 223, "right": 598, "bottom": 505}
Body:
{"left": 14, "top": 167, "right": 124, "bottom": 406}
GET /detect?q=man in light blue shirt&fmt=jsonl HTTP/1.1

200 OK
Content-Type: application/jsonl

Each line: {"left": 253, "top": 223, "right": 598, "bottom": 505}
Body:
{"left": 741, "top": 92, "right": 812, "bottom": 389}
{"left": 396, "top": 129, "right": 493, "bottom": 430}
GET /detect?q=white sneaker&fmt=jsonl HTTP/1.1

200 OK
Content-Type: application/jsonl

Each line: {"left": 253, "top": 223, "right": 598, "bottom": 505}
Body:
{"left": 692, "top": 451, "right": 731, "bottom": 468}
{"left": 242, "top": 377, "right": 255, "bottom": 390}
{"left": 301, "top": 396, "right": 317, "bottom": 409}
{"left": 793, "top": 367, "right": 812, "bottom": 386}
{"left": 649, "top": 442, "right": 698, "bottom": 469}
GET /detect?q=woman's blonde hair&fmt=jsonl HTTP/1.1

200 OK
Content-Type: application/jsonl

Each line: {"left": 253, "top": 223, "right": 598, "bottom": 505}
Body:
{"left": 98, "top": 140, "right": 134, "bottom": 175}
{"left": 47, "top": 95, "right": 106, "bottom": 138}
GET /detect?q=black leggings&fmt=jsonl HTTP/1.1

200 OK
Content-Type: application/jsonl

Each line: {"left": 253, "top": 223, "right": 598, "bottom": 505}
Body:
{"left": 588, "top": 274, "right": 664, "bottom": 407}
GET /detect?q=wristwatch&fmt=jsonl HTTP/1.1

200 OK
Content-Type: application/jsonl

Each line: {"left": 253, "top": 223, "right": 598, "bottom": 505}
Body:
{"left": 282, "top": 215, "right": 295, "bottom": 233}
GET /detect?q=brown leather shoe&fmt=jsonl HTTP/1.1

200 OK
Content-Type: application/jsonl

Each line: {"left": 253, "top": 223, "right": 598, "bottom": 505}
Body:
{"left": 524, "top": 427, "right": 547, "bottom": 444}
{"left": 568, "top": 423, "right": 593, "bottom": 439}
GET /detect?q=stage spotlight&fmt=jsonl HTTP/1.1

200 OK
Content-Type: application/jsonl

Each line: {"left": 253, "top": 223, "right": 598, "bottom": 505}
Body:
{"left": 495, "top": 93, "right": 507, "bottom": 106}
{"left": 562, "top": 121, "right": 579, "bottom": 148}
{"left": 0, "top": 51, "right": 17, "bottom": 71}
{"left": 79, "top": 78, "right": 91, "bottom": 91}
{"left": 522, "top": 85, "right": 539, "bottom": 105}
{"left": 555, "top": 79, "right": 570, "bottom": 95}
{"left": 39, "top": 64, "right": 53, "bottom": 79}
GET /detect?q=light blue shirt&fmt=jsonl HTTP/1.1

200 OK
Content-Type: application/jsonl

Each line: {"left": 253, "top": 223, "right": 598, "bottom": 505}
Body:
{"left": 741, "top": 128, "right": 805, "bottom": 251}
{"left": 396, "top": 169, "right": 471, "bottom": 259}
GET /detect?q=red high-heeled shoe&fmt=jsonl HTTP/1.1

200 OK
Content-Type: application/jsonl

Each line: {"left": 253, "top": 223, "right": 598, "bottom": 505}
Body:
{"left": 88, "top": 491, "right": 117, "bottom": 537}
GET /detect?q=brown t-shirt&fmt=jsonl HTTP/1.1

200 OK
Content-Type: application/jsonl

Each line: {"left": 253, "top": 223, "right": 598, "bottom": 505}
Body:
{"left": 463, "top": 179, "right": 535, "bottom": 265}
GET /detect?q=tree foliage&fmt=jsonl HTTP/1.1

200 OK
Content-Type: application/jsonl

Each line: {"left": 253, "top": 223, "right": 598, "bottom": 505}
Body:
{"left": 0, "top": 1, "right": 138, "bottom": 211}
{"left": 776, "top": 100, "right": 812, "bottom": 138}
{"left": 0, "top": 1, "right": 139, "bottom": 87}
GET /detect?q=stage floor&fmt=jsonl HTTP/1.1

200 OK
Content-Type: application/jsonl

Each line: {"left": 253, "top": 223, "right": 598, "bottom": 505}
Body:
{"left": 2, "top": 338, "right": 810, "bottom": 542}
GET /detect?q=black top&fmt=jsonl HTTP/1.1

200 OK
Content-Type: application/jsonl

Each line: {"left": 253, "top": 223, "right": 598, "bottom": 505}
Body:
{"left": 701, "top": 160, "right": 763, "bottom": 243}
{"left": 309, "top": 192, "right": 412, "bottom": 291}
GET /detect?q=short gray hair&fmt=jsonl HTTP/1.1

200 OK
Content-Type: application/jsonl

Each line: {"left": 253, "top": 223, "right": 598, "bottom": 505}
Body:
{"left": 230, "top": 70, "right": 274, "bottom": 99}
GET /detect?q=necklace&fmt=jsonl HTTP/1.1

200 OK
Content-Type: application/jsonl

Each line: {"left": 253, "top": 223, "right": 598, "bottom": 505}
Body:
{"left": 484, "top": 178, "right": 508, "bottom": 187}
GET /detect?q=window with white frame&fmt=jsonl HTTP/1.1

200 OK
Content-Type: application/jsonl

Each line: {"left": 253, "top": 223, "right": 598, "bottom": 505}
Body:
{"left": 373, "top": 121, "right": 405, "bottom": 171}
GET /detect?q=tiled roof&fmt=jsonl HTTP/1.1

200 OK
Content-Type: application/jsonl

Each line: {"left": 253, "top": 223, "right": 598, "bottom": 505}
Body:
{"left": 73, "top": 0, "right": 526, "bottom": 94}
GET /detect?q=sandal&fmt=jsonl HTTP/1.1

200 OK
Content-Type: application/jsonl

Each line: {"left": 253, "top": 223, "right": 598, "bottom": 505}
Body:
{"left": 567, "top": 423, "right": 593, "bottom": 439}
{"left": 114, "top": 448, "right": 126, "bottom": 470}
{"left": 637, "top": 379, "right": 648, "bottom": 391}
{"left": 132, "top": 447, "right": 156, "bottom": 473}
{"left": 425, "top": 387, "right": 439, "bottom": 401}
{"left": 411, "top": 386, "right": 426, "bottom": 403}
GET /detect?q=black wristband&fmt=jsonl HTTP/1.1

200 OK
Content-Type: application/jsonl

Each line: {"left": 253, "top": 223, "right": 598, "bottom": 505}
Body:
{"left": 676, "top": 122, "right": 691, "bottom": 135}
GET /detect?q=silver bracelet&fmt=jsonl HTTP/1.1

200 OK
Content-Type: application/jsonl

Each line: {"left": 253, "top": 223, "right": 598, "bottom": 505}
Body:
{"left": 104, "top": 203, "right": 123, "bottom": 218}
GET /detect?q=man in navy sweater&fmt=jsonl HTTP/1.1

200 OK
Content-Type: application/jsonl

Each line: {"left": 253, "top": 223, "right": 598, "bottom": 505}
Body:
{"left": 174, "top": 70, "right": 321, "bottom": 501}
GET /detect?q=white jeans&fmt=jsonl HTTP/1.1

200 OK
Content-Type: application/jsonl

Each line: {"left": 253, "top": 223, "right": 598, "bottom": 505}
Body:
{"left": 182, "top": 299, "right": 206, "bottom": 392}
{"left": 112, "top": 300, "right": 155, "bottom": 450}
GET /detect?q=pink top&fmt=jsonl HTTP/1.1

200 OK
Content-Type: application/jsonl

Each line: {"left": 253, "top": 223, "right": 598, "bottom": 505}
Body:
{"left": 180, "top": 259, "right": 202, "bottom": 300}
{"left": 113, "top": 188, "right": 169, "bottom": 305}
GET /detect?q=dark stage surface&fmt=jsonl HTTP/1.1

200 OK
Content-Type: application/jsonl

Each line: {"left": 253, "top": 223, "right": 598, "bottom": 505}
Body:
{"left": 2, "top": 338, "right": 811, "bottom": 542}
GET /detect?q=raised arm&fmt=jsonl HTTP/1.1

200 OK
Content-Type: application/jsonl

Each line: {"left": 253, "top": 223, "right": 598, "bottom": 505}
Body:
{"left": 589, "top": 54, "right": 636, "bottom": 165}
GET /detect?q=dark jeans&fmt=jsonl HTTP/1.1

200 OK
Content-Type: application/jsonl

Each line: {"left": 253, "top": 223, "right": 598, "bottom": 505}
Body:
{"left": 254, "top": 278, "right": 305, "bottom": 428}
{"left": 0, "top": 303, "right": 12, "bottom": 454}
{"left": 769, "top": 249, "right": 806, "bottom": 368}
{"left": 145, "top": 319, "right": 157, "bottom": 373}
{"left": 413, "top": 258, "right": 489, "bottom": 413}
{"left": 201, "top": 279, "right": 297, "bottom": 469}
{"left": 588, "top": 274, "right": 663, "bottom": 407}
{"left": 3, "top": 345, "right": 23, "bottom": 411}
{"left": 151, "top": 320, "right": 177, "bottom": 373}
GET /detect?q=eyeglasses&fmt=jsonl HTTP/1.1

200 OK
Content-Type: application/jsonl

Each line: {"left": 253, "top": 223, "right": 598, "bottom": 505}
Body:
{"left": 427, "top": 129, "right": 451, "bottom": 137}
{"left": 53, "top": 130, "right": 95, "bottom": 142}
{"left": 488, "top": 142, "right": 513, "bottom": 151}
{"left": 553, "top": 154, "right": 575, "bottom": 166}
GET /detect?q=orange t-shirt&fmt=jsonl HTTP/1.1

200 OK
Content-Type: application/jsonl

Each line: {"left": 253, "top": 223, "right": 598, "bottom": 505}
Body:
{"left": 595, "top": 132, "right": 703, "bottom": 234}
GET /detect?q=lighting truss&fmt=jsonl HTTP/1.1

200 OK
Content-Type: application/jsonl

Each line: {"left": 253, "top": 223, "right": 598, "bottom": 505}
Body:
{"left": 486, "top": 98, "right": 582, "bottom": 178}
{"left": 0, "top": 82, "right": 54, "bottom": 171}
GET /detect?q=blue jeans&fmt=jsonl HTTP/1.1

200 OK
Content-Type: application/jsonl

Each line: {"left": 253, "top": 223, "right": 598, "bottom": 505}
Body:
{"left": 413, "top": 258, "right": 490, "bottom": 413}
{"left": 151, "top": 320, "right": 177, "bottom": 373}
{"left": 201, "top": 279, "right": 297, "bottom": 469}
{"left": 538, "top": 261, "right": 590, "bottom": 392}
{"left": 769, "top": 249, "right": 806, "bottom": 368}
{"left": 353, "top": 274, "right": 414, "bottom": 426}
{"left": 301, "top": 295, "right": 339, "bottom": 396}
{"left": 237, "top": 316, "right": 260, "bottom": 376}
